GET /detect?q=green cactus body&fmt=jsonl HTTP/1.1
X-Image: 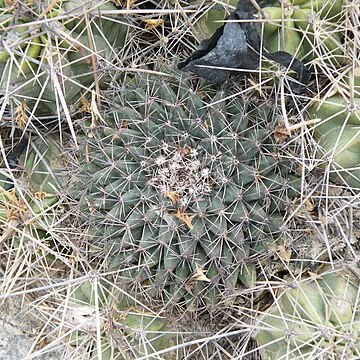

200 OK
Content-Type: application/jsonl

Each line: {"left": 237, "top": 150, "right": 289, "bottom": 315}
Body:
{"left": 62, "top": 0, "right": 127, "bottom": 48}
{"left": 23, "top": 135, "right": 68, "bottom": 194}
{"left": 308, "top": 72, "right": 360, "bottom": 188}
{"left": 264, "top": 7, "right": 304, "bottom": 58}
{"left": 255, "top": 269, "right": 360, "bottom": 359}
{"left": 0, "top": 0, "right": 128, "bottom": 116}
{"left": 262, "top": 0, "right": 344, "bottom": 64}
{"left": 0, "top": 135, "right": 68, "bottom": 257}
{"left": 73, "top": 70, "right": 300, "bottom": 307}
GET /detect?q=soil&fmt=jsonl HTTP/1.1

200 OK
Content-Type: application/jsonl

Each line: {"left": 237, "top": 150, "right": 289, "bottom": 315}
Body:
{"left": 0, "top": 297, "right": 62, "bottom": 360}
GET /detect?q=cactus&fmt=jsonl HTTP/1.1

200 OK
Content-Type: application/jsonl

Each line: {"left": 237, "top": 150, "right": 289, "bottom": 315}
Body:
{"left": 261, "top": 0, "right": 344, "bottom": 64}
{"left": 0, "top": 0, "right": 128, "bottom": 116}
{"left": 0, "top": 135, "right": 68, "bottom": 258}
{"left": 67, "top": 279, "right": 180, "bottom": 359}
{"left": 71, "top": 68, "right": 300, "bottom": 308}
{"left": 254, "top": 268, "right": 360, "bottom": 359}
{"left": 308, "top": 68, "right": 360, "bottom": 188}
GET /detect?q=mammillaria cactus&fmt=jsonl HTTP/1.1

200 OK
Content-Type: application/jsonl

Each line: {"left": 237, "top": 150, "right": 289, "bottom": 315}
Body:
{"left": 261, "top": 0, "right": 344, "bottom": 63}
{"left": 308, "top": 67, "right": 360, "bottom": 188}
{"left": 0, "top": 135, "right": 68, "bottom": 257}
{"left": 254, "top": 268, "right": 360, "bottom": 359}
{"left": 0, "top": 0, "right": 128, "bottom": 116}
{"left": 72, "top": 68, "right": 300, "bottom": 308}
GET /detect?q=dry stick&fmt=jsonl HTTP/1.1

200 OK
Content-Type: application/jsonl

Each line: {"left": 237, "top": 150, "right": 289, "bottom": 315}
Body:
{"left": 25, "top": 268, "right": 77, "bottom": 357}
{"left": 0, "top": 219, "right": 21, "bottom": 244}
{"left": 0, "top": 271, "right": 117, "bottom": 299}
{"left": 287, "top": 118, "right": 322, "bottom": 131}
{"left": 249, "top": 0, "right": 266, "bottom": 18}
{"left": 38, "top": 0, "right": 60, "bottom": 19}
{"left": 94, "top": 276, "right": 103, "bottom": 360}
{"left": 51, "top": 61, "right": 78, "bottom": 148}
{"left": 84, "top": 12, "right": 101, "bottom": 108}
{"left": 99, "top": 9, "right": 196, "bottom": 15}
{"left": 334, "top": 214, "right": 358, "bottom": 261}
{"left": 279, "top": 76, "right": 292, "bottom": 134}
